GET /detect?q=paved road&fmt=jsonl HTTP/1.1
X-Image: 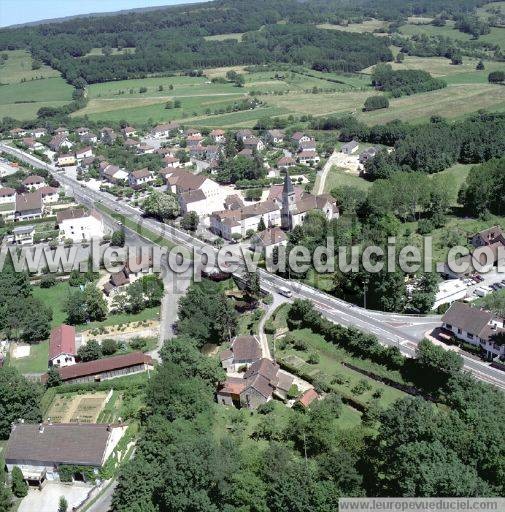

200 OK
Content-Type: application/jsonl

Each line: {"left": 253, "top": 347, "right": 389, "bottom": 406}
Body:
{"left": 3, "top": 143, "right": 505, "bottom": 390}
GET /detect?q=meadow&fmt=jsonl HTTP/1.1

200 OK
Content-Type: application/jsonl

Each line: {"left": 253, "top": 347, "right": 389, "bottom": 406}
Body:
{"left": 317, "top": 19, "right": 389, "bottom": 33}
{"left": 0, "top": 50, "right": 73, "bottom": 120}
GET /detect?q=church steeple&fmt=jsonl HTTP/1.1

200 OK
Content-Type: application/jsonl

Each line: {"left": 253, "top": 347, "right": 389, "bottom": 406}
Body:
{"left": 281, "top": 170, "right": 295, "bottom": 230}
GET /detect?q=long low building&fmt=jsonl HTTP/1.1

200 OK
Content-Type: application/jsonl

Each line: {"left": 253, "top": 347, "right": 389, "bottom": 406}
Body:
{"left": 43, "top": 351, "right": 154, "bottom": 384}
{"left": 5, "top": 422, "right": 127, "bottom": 485}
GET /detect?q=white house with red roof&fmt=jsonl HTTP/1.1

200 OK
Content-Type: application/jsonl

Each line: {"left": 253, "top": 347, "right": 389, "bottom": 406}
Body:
{"left": 22, "top": 175, "right": 46, "bottom": 190}
{"left": 49, "top": 324, "right": 77, "bottom": 367}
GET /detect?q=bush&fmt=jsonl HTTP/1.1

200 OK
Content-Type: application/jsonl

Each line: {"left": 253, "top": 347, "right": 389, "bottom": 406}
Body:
{"left": 257, "top": 401, "right": 275, "bottom": 414}
{"left": 293, "top": 337, "right": 308, "bottom": 351}
{"left": 264, "top": 320, "right": 275, "bottom": 335}
{"left": 307, "top": 352, "right": 320, "bottom": 364}
{"left": 40, "top": 274, "right": 57, "bottom": 288}
{"left": 101, "top": 339, "right": 118, "bottom": 356}
{"left": 488, "top": 71, "right": 505, "bottom": 83}
{"left": 417, "top": 218, "right": 434, "bottom": 234}
{"left": 363, "top": 95, "right": 389, "bottom": 111}
{"left": 287, "top": 383, "right": 299, "bottom": 399}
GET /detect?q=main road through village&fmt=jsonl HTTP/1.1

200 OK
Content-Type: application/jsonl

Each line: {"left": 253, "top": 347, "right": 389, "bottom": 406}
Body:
{"left": 2, "top": 143, "right": 505, "bottom": 391}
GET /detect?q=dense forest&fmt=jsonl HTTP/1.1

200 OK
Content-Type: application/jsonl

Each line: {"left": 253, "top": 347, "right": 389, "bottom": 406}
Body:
{"left": 0, "top": 0, "right": 501, "bottom": 85}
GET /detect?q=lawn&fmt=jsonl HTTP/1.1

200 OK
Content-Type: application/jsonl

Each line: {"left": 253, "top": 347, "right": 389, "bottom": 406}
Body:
{"left": 204, "top": 33, "right": 244, "bottom": 41}
{"left": 432, "top": 163, "right": 473, "bottom": 204}
{"left": 322, "top": 166, "right": 372, "bottom": 194}
{"left": 277, "top": 328, "right": 407, "bottom": 408}
{"left": 0, "top": 50, "right": 60, "bottom": 84}
{"left": 10, "top": 340, "right": 48, "bottom": 374}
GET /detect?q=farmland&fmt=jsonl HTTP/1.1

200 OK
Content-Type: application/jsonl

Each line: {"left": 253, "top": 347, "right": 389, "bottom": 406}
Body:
{"left": 46, "top": 391, "right": 112, "bottom": 423}
{"left": 0, "top": 50, "right": 73, "bottom": 120}
{"left": 318, "top": 19, "right": 389, "bottom": 33}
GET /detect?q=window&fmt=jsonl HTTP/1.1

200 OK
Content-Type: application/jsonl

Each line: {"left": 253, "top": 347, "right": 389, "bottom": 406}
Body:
{"left": 468, "top": 333, "right": 474, "bottom": 339}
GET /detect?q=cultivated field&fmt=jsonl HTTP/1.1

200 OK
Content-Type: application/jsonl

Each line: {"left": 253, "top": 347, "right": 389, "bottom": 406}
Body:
{"left": 47, "top": 391, "right": 111, "bottom": 423}
{"left": 82, "top": 47, "right": 136, "bottom": 57}
{"left": 204, "top": 33, "right": 244, "bottom": 41}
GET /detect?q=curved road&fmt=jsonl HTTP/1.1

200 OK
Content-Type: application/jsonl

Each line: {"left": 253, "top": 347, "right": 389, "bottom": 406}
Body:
{"left": 2, "top": 143, "right": 504, "bottom": 390}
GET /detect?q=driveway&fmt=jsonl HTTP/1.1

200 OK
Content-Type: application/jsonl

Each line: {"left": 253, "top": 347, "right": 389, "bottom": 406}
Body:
{"left": 19, "top": 482, "right": 92, "bottom": 512}
{"left": 314, "top": 150, "right": 339, "bottom": 195}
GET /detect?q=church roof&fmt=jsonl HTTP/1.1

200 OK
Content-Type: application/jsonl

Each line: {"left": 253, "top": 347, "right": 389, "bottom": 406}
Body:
{"left": 282, "top": 171, "right": 294, "bottom": 195}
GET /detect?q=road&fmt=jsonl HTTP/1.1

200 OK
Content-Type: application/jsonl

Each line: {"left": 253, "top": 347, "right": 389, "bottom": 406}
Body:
{"left": 314, "top": 150, "right": 338, "bottom": 195}
{"left": 3, "top": 143, "right": 505, "bottom": 390}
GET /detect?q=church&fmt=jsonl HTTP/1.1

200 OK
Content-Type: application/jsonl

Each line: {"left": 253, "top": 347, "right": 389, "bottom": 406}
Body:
{"left": 210, "top": 171, "right": 339, "bottom": 240}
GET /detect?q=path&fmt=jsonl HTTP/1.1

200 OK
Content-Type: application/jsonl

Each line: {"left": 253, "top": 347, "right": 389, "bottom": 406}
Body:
{"left": 314, "top": 150, "right": 339, "bottom": 195}
{"left": 258, "top": 293, "right": 287, "bottom": 360}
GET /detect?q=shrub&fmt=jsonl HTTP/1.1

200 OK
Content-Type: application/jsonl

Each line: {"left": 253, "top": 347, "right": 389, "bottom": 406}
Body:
{"left": 488, "top": 71, "right": 505, "bottom": 83}
{"left": 11, "top": 466, "right": 28, "bottom": 497}
{"left": 293, "top": 337, "right": 308, "bottom": 351}
{"left": 101, "top": 339, "right": 118, "bottom": 356}
{"left": 264, "top": 320, "right": 275, "bottom": 335}
{"left": 417, "top": 218, "right": 434, "bottom": 235}
{"left": 287, "top": 383, "right": 299, "bottom": 399}
{"left": 40, "top": 274, "right": 57, "bottom": 288}
{"left": 308, "top": 352, "right": 320, "bottom": 364}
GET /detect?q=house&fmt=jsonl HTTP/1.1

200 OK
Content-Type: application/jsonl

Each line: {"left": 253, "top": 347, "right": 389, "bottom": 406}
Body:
{"left": 57, "top": 153, "right": 77, "bottom": 167}
{"left": 224, "top": 194, "right": 244, "bottom": 211}
{"left": 243, "top": 136, "right": 264, "bottom": 152}
{"left": 210, "top": 129, "right": 226, "bottom": 143}
{"left": 211, "top": 201, "right": 281, "bottom": 240}
{"left": 0, "top": 187, "right": 16, "bottom": 204}
{"left": 185, "top": 128, "right": 201, "bottom": 137}
{"left": 49, "top": 324, "right": 76, "bottom": 367}
{"left": 341, "top": 140, "right": 359, "bottom": 155}
{"left": 49, "top": 134, "right": 72, "bottom": 152}
{"left": 75, "top": 146, "right": 94, "bottom": 160}
{"left": 251, "top": 227, "right": 287, "bottom": 257}
{"left": 442, "top": 302, "right": 505, "bottom": 359}
{"left": 100, "top": 127, "right": 116, "bottom": 144}
{"left": 266, "top": 129, "right": 284, "bottom": 144}
{"left": 45, "top": 351, "right": 154, "bottom": 384}
{"left": 471, "top": 226, "right": 504, "bottom": 249}
{"left": 217, "top": 358, "right": 284, "bottom": 409}
{"left": 163, "top": 155, "right": 180, "bottom": 167}
{"left": 54, "top": 127, "right": 69, "bottom": 136}
{"left": 186, "top": 134, "right": 204, "bottom": 147}
{"left": 9, "top": 128, "right": 27, "bottom": 138}
{"left": 298, "top": 139, "right": 316, "bottom": 152}
{"left": 220, "top": 335, "right": 262, "bottom": 372}
{"left": 298, "top": 388, "right": 319, "bottom": 408}
{"left": 237, "top": 148, "right": 253, "bottom": 159}
{"left": 121, "top": 126, "right": 137, "bottom": 138}
{"left": 125, "top": 138, "right": 141, "bottom": 150}
{"left": 56, "top": 208, "right": 106, "bottom": 242}
{"left": 137, "top": 143, "right": 155, "bottom": 155}
{"left": 297, "top": 150, "right": 320, "bottom": 166}
{"left": 100, "top": 163, "right": 129, "bottom": 183}
{"left": 15, "top": 192, "right": 43, "bottom": 221}
{"left": 359, "top": 146, "right": 380, "bottom": 165}
{"left": 39, "top": 186, "right": 59, "bottom": 205}
{"left": 5, "top": 422, "right": 127, "bottom": 485}
{"left": 277, "top": 156, "right": 296, "bottom": 170}
{"left": 268, "top": 183, "right": 304, "bottom": 206}
{"left": 80, "top": 156, "right": 96, "bottom": 170}
{"left": 75, "top": 127, "right": 90, "bottom": 137}
{"left": 178, "top": 189, "right": 208, "bottom": 217}
{"left": 22, "top": 175, "right": 46, "bottom": 190}
{"left": 80, "top": 132, "right": 98, "bottom": 144}
{"left": 31, "top": 128, "right": 46, "bottom": 139}
{"left": 22, "top": 137, "right": 38, "bottom": 150}
{"left": 151, "top": 122, "right": 180, "bottom": 138}
{"left": 128, "top": 168, "right": 155, "bottom": 189}
{"left": 189, "top": 144, "right": 206, "bottom": 159}
{"left": 236, "top": 129, "right": 254, "bottom": 143}
{"left": 291, "top": 132, "right": 312, "bottom": 145}
{"left": 12, "top": 225, "right": 35, "bottom": 245}
{"left": 205, "top": 145, "right": 221, "bottom": 161}
{"left": 433, "top": 279, "right": 468, "bottom": 310}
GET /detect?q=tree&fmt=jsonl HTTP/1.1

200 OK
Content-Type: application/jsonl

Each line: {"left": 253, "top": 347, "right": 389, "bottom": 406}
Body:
{"left": 257, "top": 216, "right": 266, "bottom": 232}
{"left": 142, "top": 190, "right": 180, "bottom": 221}
{"left": 395, "top": 52, "right": 405, "bottom": 63}
{"left": 101, "top": 339, "right": 118, "bottom": 356}
{"left": 64, "top": 290, "right": 88, "bottom": 325}
{"left": 476, "top": 60, "right": 485, "bottom": 70}
{"left": 0, "top": 367, "right": 41, "bottom": 439}
{"left": 77, "top": 339, "right": 102, "bottom": 362}
{"left": 214, "top": 294, "right": 238, "bottom": 342}
{"left": 181, "top": 211, "right": 199, "bottom": 232}
{"left": 83, "top": 285, "right": 107, "bottom": 322}
{"left": 111, "top": 230, "right": 125, "bottom": 247}
{"left": 46, "top": 366, "right": 62, "bottom": 388}
{"left": 58, "top": 496, "right": 68, "bottom": 512}
{"left": 11, "top": 467, "right": 27, "bottom": 498}
{"left": 244, "top": 270, "right": 260, "bottom": 300}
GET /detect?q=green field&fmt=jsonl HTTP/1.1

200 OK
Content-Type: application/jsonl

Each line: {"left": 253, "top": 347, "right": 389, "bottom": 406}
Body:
{"left": 82, "top": 47, "right": 136, "bottom": 57}
{"left": 10, "top": 340, "right": 49, "bottom": 374}
{"left": 399, "top": 20, "right": 505, "bottom": 48}
{"left": 318, "top": 19, "right": 389, "bottom": 33}
{"left": 0, "top": 50, "right": 73, "bottom": 120}
{"left": 204, "top": 32, "right": 244, "bottom": 41}
{"left": 322, "top": 166, "right": 372, "bottom": 193}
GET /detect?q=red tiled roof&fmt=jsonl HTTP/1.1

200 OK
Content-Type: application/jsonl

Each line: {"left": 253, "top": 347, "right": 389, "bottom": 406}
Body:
{"left": 298, "top": 388, "right": 319, "bottom": 407}
{"left": 49, "top": 324, "right": 76, "bottom": 359}
{"left": 22, "top": 175, "right": 45, "bottom": 185}
{"left": 54, "top": 352, "right": 153, "bottom": 381}
{"left": 0, "top": 187, "right": 16, "bottom": 197}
